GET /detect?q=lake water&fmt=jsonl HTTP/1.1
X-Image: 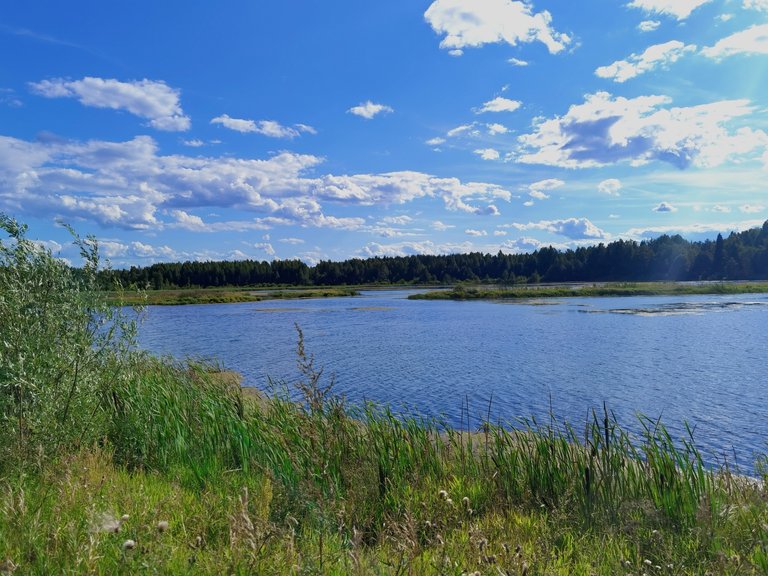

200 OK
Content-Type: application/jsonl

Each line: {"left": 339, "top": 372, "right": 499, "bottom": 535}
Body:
{"left": 136, "top": 290, "right": 768, "bottom": 470}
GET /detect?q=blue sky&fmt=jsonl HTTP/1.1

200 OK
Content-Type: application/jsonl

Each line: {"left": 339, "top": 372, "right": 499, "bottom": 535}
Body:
{"left": 1, "top": 0, "right": 768, "bottom": 267}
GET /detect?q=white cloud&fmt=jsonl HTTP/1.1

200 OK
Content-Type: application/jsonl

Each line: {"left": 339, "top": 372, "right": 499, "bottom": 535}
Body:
{"left": 508, "top": 57, "right": 529, "bottom": 66}
{"left": 279, "top": 237, "right": 305, "bottom": 245}
{"left": 598, "top": 178, "right": 622, "bottom": 196}
{"left": 624, "top": 219, "right": 765, "bottom": 238}
{"left": 182, "top": 139, "right": 205, "bottom": 147}
{"left": 29, "top": 77, "right": 190, "bottom": 131}
{"left": 627, "top": 0, "right": 712, "bottom": 20}
{"left": 502, "top": 236, "right": 543, "bottom": 252}
{"left": 448, "top": 49, "right": 464, "bottom": 57}
{"left": 210, "top": 115, "right": 311, "bottom": 139}
{"left": 474, "top": 148, "right": 500, "bottom": 160}
{"left": 476, "top": 96, "right": 522, "bottom": 114}
{"left": 744, "top": 0, "right": 768, "bottom": 10}
{"left": 381, "top": 215, "right": 414, "bottom": 225}
{"left": 507, "top": 218, "right": 608, "bottom": 239}
{"left": 740, "top": 203, "right": 765, "bottom": 213}
{"left": 447, "top": 123, "right": 480, "bottom": 138}
{"left": 252, "top": 242, "right": 276, "bottom": 256}
{"left": 432, "top": 220, "right": 454, "bottom": 231}
{"left": 347, "top": 101, "right": 394, "bottom": 119}
{"left": 711, "top": 204, "right": 731, "bottom": 212}
{"left": 487, "top": 123, "right": 509, "bottom": 135}
{"left": 514, "top": 91, "right": 768, "bottom": 169}
{"left": 653, "top": 201, "right": 678, "bottom": 212}
{"left": 701, "top": 24, "right": 768, "bottom": 59}
{"left": 595, "top": 41, "right": 696, "bottom": 82}
{"left": 465, "top": 228, "right": 488, "bottom": 236}
{"left": 0, "top": 134, "right": 512, "bottom": 231}
{"left": 494, "top": 230, "right": 508, "bottom": 236}
{"left": 718, "top": 13, "right": 734, "bottom": 21}
{"left": 528, "top": 178, "right": 564, "bottom": 199}
{"left": 426, "top": 137, "right": 446, "bottom": 146}
{"left": 362, "top": 240, "right": 473, "bottom": 258}
{"left": 424, "top": 0, "right": 571, "bottom": 54}
{"left": 638, "top": 20, "right": 661, "bottom": 32}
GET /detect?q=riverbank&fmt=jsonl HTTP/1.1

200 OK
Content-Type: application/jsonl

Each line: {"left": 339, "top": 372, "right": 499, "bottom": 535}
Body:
{"left": 409, "top": 281, "right": 768, "bottom": 301}
{"left": 3, "top": 358, "right": 768, "bottom": 574}
{"left": 109, "top": 286, "right": 360, "bottom": 306}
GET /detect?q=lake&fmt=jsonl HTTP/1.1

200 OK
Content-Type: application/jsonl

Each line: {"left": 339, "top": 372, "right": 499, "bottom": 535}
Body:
{"left": 136, "top": 289, "right": 768, "bottom": 470}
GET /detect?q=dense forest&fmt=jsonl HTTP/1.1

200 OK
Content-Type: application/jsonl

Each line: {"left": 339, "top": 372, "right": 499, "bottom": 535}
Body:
{"left": 106, "top": 221, "right": 768, "bottom": 289}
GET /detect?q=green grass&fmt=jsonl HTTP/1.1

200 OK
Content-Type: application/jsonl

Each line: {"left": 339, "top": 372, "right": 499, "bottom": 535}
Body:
{"left": 109, "top": 286, "right": 360, "bottom": 306}
{"left": 410, "top": 281, "right": 768, "bottom": 301}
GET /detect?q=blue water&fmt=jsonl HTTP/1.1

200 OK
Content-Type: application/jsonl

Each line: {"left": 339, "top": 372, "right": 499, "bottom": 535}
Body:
{"left": 136, "top": 290, "right": 768, "bottom": 469}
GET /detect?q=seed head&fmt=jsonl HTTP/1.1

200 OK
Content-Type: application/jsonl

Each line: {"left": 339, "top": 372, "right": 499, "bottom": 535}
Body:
{"left": 438, "top": 489, "right": 448, "bottom": 500}
{"left": 157, "top": 520, "right": 169, "bottom": 532}
{"left": 462, "top": 496, "right": 470, "bottom": 508}
{"left": 120, "top": 514, "right": 130, "bottom": 523}
{"left": 122, "top": 539, "right": 136, "bottom": 551}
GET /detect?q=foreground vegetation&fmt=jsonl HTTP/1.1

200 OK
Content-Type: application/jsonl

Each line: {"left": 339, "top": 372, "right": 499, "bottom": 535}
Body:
{"left": 2, "top": 213, "right": 768, "bottom": 575}
{"left": 410, "top": 281, "right": 768, "bottom": 301}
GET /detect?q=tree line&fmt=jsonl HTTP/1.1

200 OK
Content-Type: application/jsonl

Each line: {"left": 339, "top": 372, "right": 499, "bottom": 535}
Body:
{"left": 105, "top": 220, "right": 768, "bottom": 289}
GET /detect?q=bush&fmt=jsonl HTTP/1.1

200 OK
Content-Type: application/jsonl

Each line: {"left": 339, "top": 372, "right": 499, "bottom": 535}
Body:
{"left": 0, "top": 214, "right": 135, "bottom": 468}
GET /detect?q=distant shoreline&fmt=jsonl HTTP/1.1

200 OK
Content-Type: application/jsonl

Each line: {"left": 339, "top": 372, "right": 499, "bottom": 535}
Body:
{"left": 408, "top": 281, "right": 768, "bottom": 301}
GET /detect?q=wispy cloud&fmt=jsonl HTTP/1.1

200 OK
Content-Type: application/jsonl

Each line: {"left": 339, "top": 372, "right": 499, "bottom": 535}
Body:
{"left": 595, "top": 41, "right": 696, "bottom": 83}
{"left": 210, "top": 115, "right": 315, "bottom": 138}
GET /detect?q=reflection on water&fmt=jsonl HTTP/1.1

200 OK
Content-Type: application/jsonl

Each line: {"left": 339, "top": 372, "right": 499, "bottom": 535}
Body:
{"left": 137, "top": 290, "right": 768, "bottom": 470}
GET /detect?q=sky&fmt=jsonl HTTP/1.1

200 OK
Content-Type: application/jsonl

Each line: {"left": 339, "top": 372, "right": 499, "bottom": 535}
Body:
{"left": 1, "top": 0, "right": 768, "bottom": 267}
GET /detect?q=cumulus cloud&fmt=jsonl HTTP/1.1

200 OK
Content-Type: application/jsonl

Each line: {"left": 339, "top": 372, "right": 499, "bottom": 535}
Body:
{"left": 424, "top": 0, "right": 570, "bottom": 55}
{"left": 362, "top": 240, "right": 474, "bottom": 258}
{"left": 595, "top": 41, "right": 696, "bottom": 82}
{"left": 598, "top": 178, "right": 622, "bottom": 196}
{"left": 626, "top": 0, "right": 712, "bottom": 20}
{"left": 182, "top": 139, "right": 205, "bottom": 147}
{"left": 475, "top": 96, "right": 522, "bottom": 114}
{"left": 513, "top": 91, "right": 768, "bottom": 169}
{"left": 210, "top": 115, "right": 313, "bottom": 138}
{"left": 474, "top": 148, "right": 500, "bottom": 160}
{"left": 701, "top": 24, "right": 768, "bottom": 59}
{"left": 502, "top": 236, "right": 543, "bottom": 252}
{"left": 487, "top": 123, "right": 509, "bottom": 135}
{"left": 638, "top": 20, "right": 661, "bottom": 32}
{"left": 528, "top": 178, "right": 565, "bottom": 199}
{"left": 426, "top": 137, "right": 446, "bottom": 146}
{"left": 653, "top": 201, "right": 678, "bottom": 212}
{"left": 347, "top": 101, "right": 394, "bottom": 119}
{"left": 508, "top": 57, "right": 529, "bottom": 66}
{"left": 0, "top": 134, "right": 511, "bottom": 231}
{"left": 29, "top": 77, "right": 190, "bottom": 131}
{"left": 465, "top": 228, "right": 488, "bottom": 236}
{"left": 507, "top": 218, "right": 608, "bottom": 239}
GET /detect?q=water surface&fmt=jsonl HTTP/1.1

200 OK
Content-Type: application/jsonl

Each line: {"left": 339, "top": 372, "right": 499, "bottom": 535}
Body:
{"left": 137, "top": 290, "right": 768, "bottom": 469}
